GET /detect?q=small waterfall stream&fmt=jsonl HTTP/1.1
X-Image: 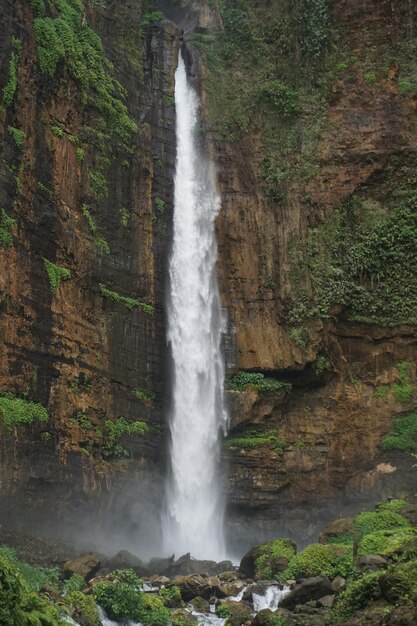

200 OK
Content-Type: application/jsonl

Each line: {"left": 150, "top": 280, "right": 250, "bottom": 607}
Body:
{"left": 162, "top": 49, "right": 228, "bottom": 561}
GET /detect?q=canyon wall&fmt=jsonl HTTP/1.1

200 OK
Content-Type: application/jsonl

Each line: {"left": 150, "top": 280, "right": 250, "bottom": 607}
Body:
{"left": 0, "top": 0, "right": 416, "bottom": 555}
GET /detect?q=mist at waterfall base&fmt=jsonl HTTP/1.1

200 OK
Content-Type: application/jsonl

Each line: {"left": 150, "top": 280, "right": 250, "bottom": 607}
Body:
{"left": 161, "top": 50, "right": 228, "bottom": 562}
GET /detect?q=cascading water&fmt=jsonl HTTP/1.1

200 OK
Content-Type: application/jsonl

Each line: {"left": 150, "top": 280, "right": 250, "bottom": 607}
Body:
{"left": 162, "top": 49, "right": 228, "bottom": 561}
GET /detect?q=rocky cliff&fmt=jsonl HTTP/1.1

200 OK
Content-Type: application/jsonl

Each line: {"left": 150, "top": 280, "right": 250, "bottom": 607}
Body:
{"left": 0, "top": 0, "right": 416, "bottom": 556}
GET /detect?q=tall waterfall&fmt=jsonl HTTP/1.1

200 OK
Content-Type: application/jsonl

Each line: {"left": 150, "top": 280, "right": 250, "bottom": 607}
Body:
{"left": 162, "top": 50, "right": 228, "bottom": 561}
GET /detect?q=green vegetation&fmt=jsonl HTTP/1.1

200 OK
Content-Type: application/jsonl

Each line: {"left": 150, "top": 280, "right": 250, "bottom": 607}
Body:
{"left": 89, "top": 170, "right": 108, "bottom": 199}
{"left": 63, "top": 574, "right": 85, "bottom": 593}
{"left": 102, "top": 417, "right": 150, "bottom": 459}
{"left": 81, "top": 204, "right": 110, "bottom": 254}
{"left": 331, "top": 571, "right": 381, "bottom": 620}
{"left": 3, "top": 38, "right": 22, "bottom": 107}
{"left": 0, "top": 208, "right": 15, "bottom": 247}
{"left": 0, "top": 392, "right": 49, "bottom": 433}
{"left": 392, "top": 361, "right": 414, "bottom": 404}
{"left": 8, "top": 125, "right": 26, "bottom": 147}
{"left": 93, "top": 569, "right": 169, "bottom": 625}
{"left": 381, "top": 411, "right": 417, "bottom": 452}
{"left": 159, "top": 585, "right": 182, "bottom": 608}
{"left": 0, "top": 546, "right": 60, "bottom": 593}
{"left": 66, "top": 591, "right": 100, "bottom": 626}
{"left": 227, "top": 371, "right": 291, "bottom": 392}
{"left": 255, "top": 539, "right": 296, "bottom": 578}
{"left": 32, "top": 0, "right": 137, "bottom": 154}
{"left": 0, "top": 552, "right": 64, "bottom": 626}
{"left": 99, "top": 283, "right": 154, "bottom": 314}
{"left": 224, "top": 428, "right": 285, "bottom": 453}
{"left": 277, "top": 543, "right": 354, "bottom": 581}
{"left": 43, "top": 258, "right": 71, "bottom": 294}
{"left": 119, "top": 207, "right": 131, "bottom": 227}
{"left": 216, "top": 604, "right": 232, "bottom": 619}
{"left": 133, "top": 387, "right": 155, "bottom": 404}
{"left": 286, "top": 195, "right": 417, "bottom": 326}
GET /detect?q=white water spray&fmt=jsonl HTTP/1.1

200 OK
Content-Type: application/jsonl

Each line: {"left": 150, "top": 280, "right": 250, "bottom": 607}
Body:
{"left": 162, "top": 50, "right": 228, "bottom": 561}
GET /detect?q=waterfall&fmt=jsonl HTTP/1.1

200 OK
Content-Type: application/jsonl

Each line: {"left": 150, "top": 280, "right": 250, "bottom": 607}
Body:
{"left": 162, "top": 49, "right": 228, "bottom": 561}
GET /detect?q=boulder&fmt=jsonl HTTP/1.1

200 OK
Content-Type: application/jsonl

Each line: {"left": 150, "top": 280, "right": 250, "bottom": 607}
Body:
{"left": 379, "top": 571, "right": 411, "bottom": 604}
{"left": 171, "top": 609, "right": 198, "bottom": 626}
{"left": 252, "top": 609, "right": 276, "bottom": 626}
{"left": 319, "top": 518, "right": 355, "bottom": 544}
{"left": 317, "top": 594, "right": 335, "bottom": 608}
{"left": 216, "top": 600, "right": 252, "bottom": 626}
{"left": 219, "top": 580, "right": 246, "bottom": 598}
{"left": 218, "top": 571, "right": 245, "bottom": 582}
{"left": 189, "top": 596, "right": 210, "bottom": 612}
{"left": 280, "top": 576, "right": 333, "bottom": 611}
{"left": 171, "top": 574, "right": 210, "bottom": 601}
{"left": 357, "top": 555, "right": 388, "bottom": 572}
{"left": 101, "top": 550, "right": 150, "bottom": 577}
{"left": 147, "top": 554, "right": 175, "bottom": 575}
{"left": 331, "top": 576, "right": 346, "bottom": 593}
{"left": 239, "top": 541, "right": 295, "bottom": 580}
{"left": 239, "top": 545, "right": 265, "bottom": 579}
{"left": 63, "top": 553, "right": 101, "bottom": 581}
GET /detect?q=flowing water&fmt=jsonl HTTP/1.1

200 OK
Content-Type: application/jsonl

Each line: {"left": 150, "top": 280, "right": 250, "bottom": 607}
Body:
{"left": 252, "top": 585, "right": 291, "bottom": 613}
{"left": 162, "top": 49, "right": 228, "bottom": 561}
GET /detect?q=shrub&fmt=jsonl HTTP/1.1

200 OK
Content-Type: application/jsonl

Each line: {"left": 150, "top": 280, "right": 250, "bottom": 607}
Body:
{"left": 255, "top": 539, "right": 296, "bottom": 578}
{"left": 224, "top": 429, "right": 285, "bottom": 453}
{"left": 66, "top": 591, "right": 100, "bottom": 626}
{"left": 159, "top": 585, "right": 182, "bottom": 607}
{"left": 359, "top": 528, "right": 416, "bottom": 556}
{"left": 392, "top": 361, "right": 413, "bottom": 404}
{"left": 278, "top": 544, "right": 354, "bottom": 581}
{"left": 133, "top": 388, "right": 155, "bottom": 404}
{"left": 354, "top": 510, "right": 410, "bottom": 538}
{"left": 43, "top": 258, "right": 71, "bottom": 294}
{"left": 63, "top": 573, "right": 85, "bottom": 593}
{"left": 381, "top": 412, "right": 417, "bottom": 452}
{"left": 102, "top": 418, "right": 150, "bottom": 458}
{"left": 0, "top": 392, "right": 49, "bottom": 433}
{"left": 227, "top": 371, "right": 291, "bottom": 392}
{"left": 331, "top": 571, "right": 381, "bottom": 620}
{"left": 257, "top": 80, "right": 300, "bottom": 118}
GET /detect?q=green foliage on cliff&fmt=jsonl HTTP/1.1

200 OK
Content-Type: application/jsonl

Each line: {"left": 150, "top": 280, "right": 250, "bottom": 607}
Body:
{"left": 0, "top": 208, "right": 15, "bottom": 247}
{"left": 3, "top": 37, "right": 22, "bottom": 107}
{"left": 392, "top": 361, "right": 414, "bottom": 404}
{"left": 381, "top": 412, "right": 417, "bottom": 452}
{"left": 227, "top": 371, "right": 291, "bottom": 393}
{"left": 8, "top": 125, "right": 26, "bottom": 147}
{"left": 99, "top": 283, "right": 154, "bottom": 314}
{"left": 81, "top": 204, "right": 110, "bottom": 254}
{"left": 286, "top": 195, "right": 417, "bottom": 326}
{"left": 31, "top": 0, "right": 137, "bottom": 160}
{"left": 133, "top": 387, "right": 155, "bottom": 404}
{"left": 102, "top": 417, "right": 150, "bottom": 458}
{"left": 224, "top": 428, "right": 285, "bottom": 453}
{"left": 0, "top": 393, "right": 49, "bottom": 433}
{"left": 43, "top": 258, "right": 71, "bottom": 294}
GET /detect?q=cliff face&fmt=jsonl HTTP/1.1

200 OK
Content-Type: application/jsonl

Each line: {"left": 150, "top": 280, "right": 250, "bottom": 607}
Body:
{"left": 0, "top": 0, "right": 416, "bottom": 556}
{"left": 0, "top": 0, "right": 181, "bottom": 552}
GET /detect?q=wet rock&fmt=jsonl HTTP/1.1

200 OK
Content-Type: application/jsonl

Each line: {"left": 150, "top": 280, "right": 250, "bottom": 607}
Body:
{"left": 382, "top": 601, "right": 417, "bottom": 625}
{"left": 216, "top": 600, "right": 252, "bottom": 626}
{"left": 63, "top": 553, "right": 101, "bottom": 581}
{"left": 219, "top": 580, "right": 246, "bottom": 598}
{"left": 331, "top": 575, "right": 346, "bottom": 593}
{"left": 218, "top": 571, "right": 245, "bottom": 582}
{"left": 239, "top": 545, "right": 265, "bottom": 578}
{"left": 357, "top": 555, "right": 388, "bottom": 572}
{"left": 172, "top": 574, "right": 210, "bottom": 601}
{"left": 319, "top": 518, "right": 355, "bottom": 544}
{"left": 189, "top": 596, "right": 210, "bottom": 612}
{"left": 252, "top": 608, "right": 277, "bottom": 626}
{"left": 149, "top": 575, "right": 171, "bottom": 586}
{"left": 280, "top": 576, "right": 333, "bottom": 610}
{"left": 171, "top": 609, "right": 198, "bottom": 626}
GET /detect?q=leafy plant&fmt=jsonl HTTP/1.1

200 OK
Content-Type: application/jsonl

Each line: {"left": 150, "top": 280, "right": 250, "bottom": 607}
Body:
{"left": 99, "top": 283, "right": 154, "bottom": 314}
{"left": 0, "top": 392, "right": 49, "bottom": 433}
{"left": 0, "top": 208, "right": 15, "bottom": 247}
{"left": 81, "top": 204, "right": 110, "bottom": 254}
{"left": 392, "top": 361, "right": 413, "bottom": 404}
{"left": 224, "top": 428, "right": 285, "bottom": 452}
{"left": 102, "top": 417, "right": 150, "bottom": 458}
{"left": 89, "top": 170, "right": 108, "bottom": 199}
{"left": 159, "top": 585, "right": 182, "bottom": 608}
{"left": 331, "top": 571, "right": 381, "bottom": 620}
{"left": 8, "top": 126, "right": 26, "bottom": 147}
{"left": 66, "top": 591, "right": 100, "bottom": 626}
{"left": 43, "top": 258, "right": 71, "bottom": 294}
{"left": 255, "top": 539, "right": 296, "bottom": 578}
{"left": 3, "top": 38, "right": 22, "bottom": 107}
{"left": 381, "top": 412, "right": 417, "bottom": 452}
{"left": 133, "top": 387, "right": 155, "bottom": 404}
{"left": 227, "top": 371, "right": 291, "bottom": 392}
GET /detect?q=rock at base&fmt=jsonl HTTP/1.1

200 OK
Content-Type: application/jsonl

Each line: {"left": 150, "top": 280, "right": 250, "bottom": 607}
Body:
{"left": 279, "top": 576, "right": 333, "bottom": 611}
{"left": 63, "top": 553, "right": 101, "bottom": 581}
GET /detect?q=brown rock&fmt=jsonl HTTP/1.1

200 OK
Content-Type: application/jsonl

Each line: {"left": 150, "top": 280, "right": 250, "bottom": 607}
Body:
{"left": 63, "top": 553, "right": 100, "bottom": 581}
{"left": 280, "top": 576, "right": 334, "bottom": 611}
{"left": 319, "top": 518, "right": 355, "bottom": 544}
